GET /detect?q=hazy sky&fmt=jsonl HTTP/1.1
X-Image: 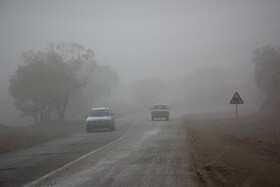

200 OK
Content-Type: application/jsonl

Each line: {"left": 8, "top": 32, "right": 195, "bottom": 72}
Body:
{"left": 1, "top": 0, "right": 280, "bottom": 123}
{"left": 1, "top": 0, "right": 280, "bottom": 83}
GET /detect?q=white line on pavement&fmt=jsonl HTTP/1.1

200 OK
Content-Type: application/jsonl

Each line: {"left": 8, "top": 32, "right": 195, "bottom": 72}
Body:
{"left": 24, "top": 118, "right": 141, "bottom": 187}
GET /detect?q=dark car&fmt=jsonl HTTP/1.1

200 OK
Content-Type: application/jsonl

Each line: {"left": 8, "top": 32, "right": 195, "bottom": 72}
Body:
{"left": 86, "top": 108, "right": 115, "bottom": 132}
{"left": 150, "top": 104, "right": 170, "bottom": 121}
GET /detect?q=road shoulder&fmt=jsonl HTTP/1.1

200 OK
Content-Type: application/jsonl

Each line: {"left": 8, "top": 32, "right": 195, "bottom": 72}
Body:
{"left": 183, "top": 114, "right": 280, "bottom": 187}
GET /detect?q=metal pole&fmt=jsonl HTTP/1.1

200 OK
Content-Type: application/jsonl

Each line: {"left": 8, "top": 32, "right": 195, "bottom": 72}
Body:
{"left": 236, "top": 104, "right": 238, "bottom": 125}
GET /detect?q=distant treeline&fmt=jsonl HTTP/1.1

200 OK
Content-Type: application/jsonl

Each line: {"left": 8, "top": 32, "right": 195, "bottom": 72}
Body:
{"left": 9, "top": 42, "right": 118, "bottom": 123}
{"left": 252, "top": 45, "right": 280, "bottom": 115}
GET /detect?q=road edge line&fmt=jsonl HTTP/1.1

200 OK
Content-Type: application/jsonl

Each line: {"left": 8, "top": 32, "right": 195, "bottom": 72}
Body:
{"left": 24, "top": 118, "right": 140, "bottom": 187}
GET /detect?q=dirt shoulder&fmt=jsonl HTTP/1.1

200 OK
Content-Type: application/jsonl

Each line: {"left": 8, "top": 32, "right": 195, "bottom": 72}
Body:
{"left": 0, "top": 121, "right": 85, "bottom": 154}
{"left": 183, "top": 114, "right": 280, "bottom": 187}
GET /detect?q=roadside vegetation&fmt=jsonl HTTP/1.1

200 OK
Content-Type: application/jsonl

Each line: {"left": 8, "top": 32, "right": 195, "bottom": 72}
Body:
{"left": 252, "top": 45, "right": 280, "bottom": 115}
{"left": 0, "top": 104, "right": 132, "bottom": 154}
{"left": 0, "top": 120, "right": 85, "bottom": 154}
{"left": 8, "top": 42, "right": 118, "bottom": 123}
{"left": 1, "top": 42, "right": 119, "bottom": 154}
{"left": 185, "top": 45, "right": 280, "bottom": 186}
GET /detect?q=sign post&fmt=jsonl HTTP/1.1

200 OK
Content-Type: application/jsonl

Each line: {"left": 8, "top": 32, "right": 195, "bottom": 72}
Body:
{"left": 230, "top": 92, "right": 244, "bottom": 125}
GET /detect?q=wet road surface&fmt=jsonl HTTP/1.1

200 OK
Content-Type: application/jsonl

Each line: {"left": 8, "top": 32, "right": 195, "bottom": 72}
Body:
{"left": 1, "top": 114, "right": 197, "bottom": 187}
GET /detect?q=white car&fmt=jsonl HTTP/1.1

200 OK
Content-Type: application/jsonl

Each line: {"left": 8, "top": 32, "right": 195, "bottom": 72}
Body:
{"left": 86, "top": 108, "right": 115, "bottom": 132}
{"left": 150, "top": 104, "right": 170, "bottom": 121}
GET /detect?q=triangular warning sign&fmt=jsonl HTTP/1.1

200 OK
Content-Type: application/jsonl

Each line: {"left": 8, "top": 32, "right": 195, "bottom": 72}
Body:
{"left": 230, "top": 92, "right": 244, "bottom": 104}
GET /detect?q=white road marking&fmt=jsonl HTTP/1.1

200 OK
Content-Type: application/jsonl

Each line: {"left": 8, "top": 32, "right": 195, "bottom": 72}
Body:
{"left": 24, "top": 118, "right": 141, "bottom": 187}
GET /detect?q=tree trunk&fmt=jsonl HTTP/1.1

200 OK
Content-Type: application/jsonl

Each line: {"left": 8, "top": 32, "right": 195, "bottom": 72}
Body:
{"left": 59, "top": 95, "right": 69, "bottom": 122}
{"left": 33, "top": 112, "right": 38, "bottom": 124}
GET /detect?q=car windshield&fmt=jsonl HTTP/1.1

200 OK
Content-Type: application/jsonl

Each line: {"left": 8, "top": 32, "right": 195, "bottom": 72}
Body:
{"left": 153, "top": 105, "right": 168, "bottom": 109}
{"left": 89, "top": 109, "right": 109, "bottom": 117}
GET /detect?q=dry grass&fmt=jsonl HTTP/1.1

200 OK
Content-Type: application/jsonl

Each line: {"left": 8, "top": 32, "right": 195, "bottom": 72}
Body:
{"left": 0, "top": 121, "right": 85, "bottom": 154}
{"left": 184, "top": 114, "right": 280, "bottom": 187}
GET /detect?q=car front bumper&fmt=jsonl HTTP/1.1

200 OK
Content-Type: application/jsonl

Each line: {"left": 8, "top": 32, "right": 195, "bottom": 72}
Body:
{"left": 151, "top": 111, "right": 169, "bottom": 118}
{"left": 86, "top": 120, "right": 114, "bottom": 130}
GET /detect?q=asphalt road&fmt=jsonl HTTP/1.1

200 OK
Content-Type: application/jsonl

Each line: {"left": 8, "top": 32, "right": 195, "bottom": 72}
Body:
{"left": 0, "top": 114, "right": 197, "bottom": 187}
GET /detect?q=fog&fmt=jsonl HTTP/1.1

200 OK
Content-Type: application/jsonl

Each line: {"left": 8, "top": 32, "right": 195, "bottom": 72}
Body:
{"left": 1, "top": 0, "right": 280, "bottom": 125}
